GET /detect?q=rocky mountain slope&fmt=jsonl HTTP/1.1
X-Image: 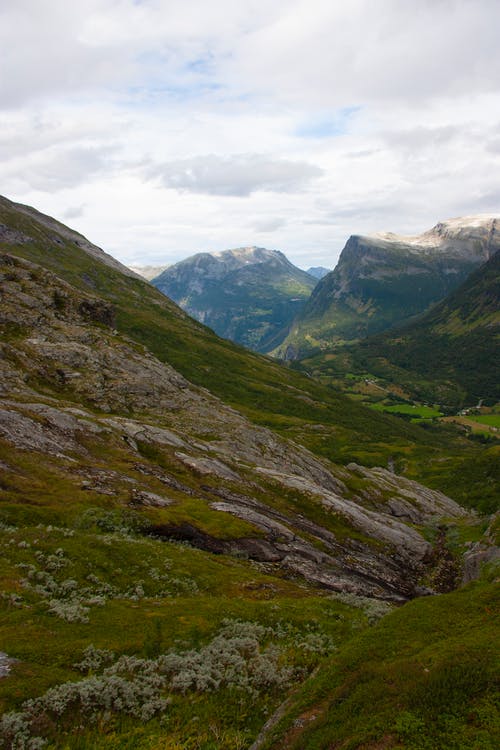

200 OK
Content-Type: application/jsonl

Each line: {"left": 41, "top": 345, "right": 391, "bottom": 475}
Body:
{"left": 300, "top": 250, "right": 500, "bottom": 410}
{"left": 0, "top": 195, "right": 497, "bottom": 749}
{"left": 151, "top": 246, "right": 316, "bottom": 352}
{"left": 0, "top": 249, "right": 466, "bottom": 603}
{"left": 276, "top": 215, "right": 500, "bottom": 358}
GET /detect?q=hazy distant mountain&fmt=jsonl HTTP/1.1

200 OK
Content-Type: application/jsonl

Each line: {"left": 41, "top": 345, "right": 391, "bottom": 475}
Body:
{"left": 129, "top": 264, "right": 169, "bottom": 280}
{"left": 276, "top": 216, "right": 499, "bottom": 358}
{"left": 151, "top": 246, "right": 317, "bottom": 352}
{"left": 306, "top": 266, "right": 330, "bottom": 279}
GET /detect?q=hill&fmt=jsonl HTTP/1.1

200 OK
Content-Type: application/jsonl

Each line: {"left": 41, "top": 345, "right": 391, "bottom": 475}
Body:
{"left": 151, "top": 246, "right": 317, "bottom": 352}
{"left": 275, "top": 216, "right": 500, "bottom": 359}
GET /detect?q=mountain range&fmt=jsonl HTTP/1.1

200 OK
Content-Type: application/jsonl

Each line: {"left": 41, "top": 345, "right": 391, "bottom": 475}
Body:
{"left": 0, "top": 194, "right": 497, "bottom": 750}
{"left": 151, "top": 246, "right": 317, "bottom": 352}
{"left": 276, "top": 216, "right": 500, "bottom": 359}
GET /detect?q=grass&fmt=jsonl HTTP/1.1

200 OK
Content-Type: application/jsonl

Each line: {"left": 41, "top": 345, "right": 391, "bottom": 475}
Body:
{"left": 259, "top": 576, "right": 500, "bottom": 750}
{"left": 0, "top": 514, "right": 366, "bottom": 749}
{"left": 468, "top": 415, "right": 500, "bottom": 428}
{"left": 370, "top": 403, "right": 444, "bottom": 420}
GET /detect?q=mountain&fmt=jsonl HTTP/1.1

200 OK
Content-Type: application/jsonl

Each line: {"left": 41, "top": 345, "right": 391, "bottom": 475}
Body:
{"left": 337, "top": 249, "right": 500, "bottom": 408}
{"left": 0, "top": 195, "right": 497, "bottom": 749}
{"left": 151, "top": 246, "right": 317, "bottom": 352}
{"left": 276, "top": 216, "right": 500, "bottom": 359}
{"left": 306, "top": 265, "right": 330, "bottom": 279}
{"left": 129, "top": 264, "right": 169, "bottom": 280}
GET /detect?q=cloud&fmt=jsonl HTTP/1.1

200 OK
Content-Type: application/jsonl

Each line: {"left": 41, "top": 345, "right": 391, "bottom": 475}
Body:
{"left": 147, "top": 154, "right": 323, "bottom": 196}
{"left": 382, "top": 125, "right": 462, "bottom": 152}
{"left": 1, "top": 0, "right": 499, "bottom": 271}
{"left": 62, "top": 204, "right": 86, "bottom": 219}
{"left": 252, "top": 217, "right": 287, "bottom": 233}
{"left": 230, "top": 0, "right": 500, "bottom": 108}
{"left": 4, "top": 145, "right": 117, "bottom": 192}
{"left": 295, "top": 108, "right": 361, "bottom": 139}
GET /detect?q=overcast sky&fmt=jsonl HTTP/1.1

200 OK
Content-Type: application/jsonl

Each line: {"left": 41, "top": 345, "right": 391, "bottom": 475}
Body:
{"left": 1, "top": 0, "right": 500, "bottom": 269}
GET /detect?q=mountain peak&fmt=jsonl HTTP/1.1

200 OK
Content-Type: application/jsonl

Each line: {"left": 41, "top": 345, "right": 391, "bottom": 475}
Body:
{"left": 366, "top": 214, "right": 499, "bottom": 257}
{"left": 151, "top": 246, "right": 316, "bottom": 352}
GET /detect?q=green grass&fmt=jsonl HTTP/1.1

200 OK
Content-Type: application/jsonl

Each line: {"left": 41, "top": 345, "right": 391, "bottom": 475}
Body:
{"left": 468, "top": 415, "right": 500, "bottom": 428}
{"left": 260, "top": 577, "right": 500, "bottom": 750}
{"left": 0, "top": 514, "right": 365, "bottom": 749}
{"left": 370, "top": 403, "right": 444, "bottom": 419}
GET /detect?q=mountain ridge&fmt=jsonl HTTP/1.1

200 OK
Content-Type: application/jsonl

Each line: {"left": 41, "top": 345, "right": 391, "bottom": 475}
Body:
{"left": 275, "top": 215, "right": 500, "bottom": 358}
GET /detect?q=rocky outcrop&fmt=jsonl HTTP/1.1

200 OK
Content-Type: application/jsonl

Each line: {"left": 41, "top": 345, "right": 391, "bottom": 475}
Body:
{"left": 462, "top": 513, "right": 500, "bottom": 584}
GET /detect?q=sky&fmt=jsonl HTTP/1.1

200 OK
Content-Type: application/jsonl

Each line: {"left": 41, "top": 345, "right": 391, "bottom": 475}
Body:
{"left": 1, "top": 0, "right": 500, "bottom": 270}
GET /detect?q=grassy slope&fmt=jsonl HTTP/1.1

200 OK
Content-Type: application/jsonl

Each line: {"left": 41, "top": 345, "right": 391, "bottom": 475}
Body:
{"left": 261, "top": 574, "right": 500, "bottom": 750}
{"left": 0, "top": 196, "right": 496, "bottom": 513}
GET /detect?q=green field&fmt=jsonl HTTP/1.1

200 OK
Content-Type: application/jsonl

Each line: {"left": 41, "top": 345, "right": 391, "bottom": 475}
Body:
{"left": 469, "top": 414, "right": 500, "bottom": 428}
{"left": 370, "top": 402, "right": 443, "bottom": 419}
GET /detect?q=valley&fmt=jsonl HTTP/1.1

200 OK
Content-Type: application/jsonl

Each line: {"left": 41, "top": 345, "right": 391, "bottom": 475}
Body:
{"left": 0, "top": 196, "right": 498, "bottom": 749}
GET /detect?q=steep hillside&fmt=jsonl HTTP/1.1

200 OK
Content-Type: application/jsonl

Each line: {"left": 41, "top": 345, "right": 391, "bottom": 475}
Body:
{"left": 300, "top": 251, "right": 500, "bottom": 410}
{"left": 276, "top": 216, "right": 499, "bottom": 358}
{"left": 0, "top": 225, "right": 469, "bottom": 603}
{"left": 151, "top": 246, "right": 316, "bottom": 352}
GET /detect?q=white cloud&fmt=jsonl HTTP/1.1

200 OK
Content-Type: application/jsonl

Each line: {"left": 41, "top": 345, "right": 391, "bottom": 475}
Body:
{"left": 62, "top": 204, "right": 87, "bottom": 220}
{"left": 147, "top": 154, "right": 323, "bottom": 196}
{"left": 0, "top": 0, "right": 499, "bottom": 270}
{"left": 252, "top": 217, "right": 287, "bottom": 233}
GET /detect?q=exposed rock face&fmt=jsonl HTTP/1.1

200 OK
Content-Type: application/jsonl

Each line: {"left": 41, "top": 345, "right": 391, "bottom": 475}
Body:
{"left": 151, "top": 247, "right": 316, "bottom": 353}
{"left": 0, "top": 227, "right": 471, "bottom": 601}
{"left": 277, "top": 215, "right": 500, "bottom": 357}
{"left": 462, "top": 513, "right": 500, "bottom": 584}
